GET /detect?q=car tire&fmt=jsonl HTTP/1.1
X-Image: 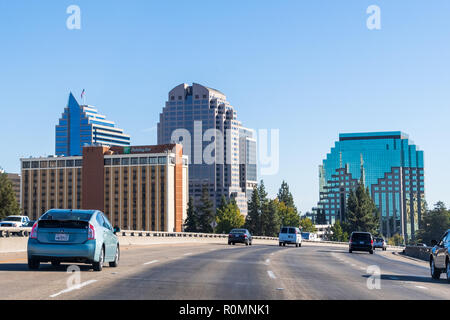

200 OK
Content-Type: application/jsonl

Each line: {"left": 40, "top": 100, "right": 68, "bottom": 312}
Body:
{"left": 279, "top": 243, "right": 282, "bottom": 246}
{"left": 369, "top": 250, "right": 374, "bottom": 254}
{"left": 446, "top": 259, "right": 450, "bottom": 283}
{"left": 349, "top": 249, "right": 353, "bottom": 253}
{"left": 228, "top": 241, "right": 231, "bottom": 245}
{"left": 431, "top": 258, "right": 441, "bottom": 280}
{"left": 28, "top": 258, "right": 40, "bottom": 270}
{"left": 299, "top": 243, "right": 302, "bottom": 248}
{"left": 109, "top": 246, "right": 120, "bottom": 268}
{"left": 245, "top": 241, "right": 249, "bottom": 246}
{"left": 51, "top": 261, "right": 61, "bottom": 267}
{"left": 295, "top": 243, "right": 298, "bottom": 247}
{"left": 232, "top": 242, "right": 235, "bottom": 245}
{"left": 93, "top": 246, "right": 105, "bottom": 272}
{"left": 283, "top": 243, "right": 286, "bottom": 247}
{"left": 249, "top": 241, "right": 252, "bottom": 246}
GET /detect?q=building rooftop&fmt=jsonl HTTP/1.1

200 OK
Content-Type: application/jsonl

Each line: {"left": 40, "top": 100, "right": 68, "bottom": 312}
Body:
{"left": 339, "top": 131, "right": 409, "bottom": 141}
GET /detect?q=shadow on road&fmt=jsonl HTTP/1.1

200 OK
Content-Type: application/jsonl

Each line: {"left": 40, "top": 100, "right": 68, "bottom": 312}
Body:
{"left": 362, "top": 274, "right": 449, "bottom": 285}
{"left": 0, "top": 263, "right": 93, "bottom": 272}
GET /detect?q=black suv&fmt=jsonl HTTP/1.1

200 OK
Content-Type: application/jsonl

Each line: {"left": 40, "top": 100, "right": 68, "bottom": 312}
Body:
{"left": 430, "top": 229, "right": 450, "bottom": 282}
{"left": 349, "top": 232, "right": 374, "bottom": 254}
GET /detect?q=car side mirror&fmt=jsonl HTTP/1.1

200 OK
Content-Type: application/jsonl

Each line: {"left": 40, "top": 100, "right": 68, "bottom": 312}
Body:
{"left": 431, "top": 240, "right": 437, "bottom": 247}
{"left": 113, "top": 226, "right": 121, "bottom": 234}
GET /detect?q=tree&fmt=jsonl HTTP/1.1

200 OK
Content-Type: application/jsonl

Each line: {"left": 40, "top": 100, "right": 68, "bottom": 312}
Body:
{"left": 0, "top": 172, "right": 20, "bottom": 220}
{"left": 299, "top": 217, "right": 316, "bottom": 233}
{"left": 184, "top": 197, "right": 198, "bottom": 232}
{"left": 277, "top": 200, "right": 301, "bottom": 227}
{"left": 197, "top": 186, "right": 215, "bottom": 233}
{"left": 416, "top": 201, "right": 450, "bottom": 245}
{"left": 245, "top": 184, "right": 261, "bottom": 235}
{"left": 345, "top": 182, "right": 379, "bottom": 234}
{"left": 330, "top": 221, "right": 348, "bottom": 242}
{"left": 215, "top": 197, "right": 245, "bottom": 234}
{"left": 388, "top": 233, "right": 404, "bottom": 246}
{"left": 261, "top": 199, "right": 280, "bottom": 237}
{"left": 277, "top": 180, "right": 297, "bottom": 212}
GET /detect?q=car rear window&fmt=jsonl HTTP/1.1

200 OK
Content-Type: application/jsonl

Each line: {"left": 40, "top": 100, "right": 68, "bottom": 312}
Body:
{"left": 2, "top": 217, "right": 22, "bottom": 222}
{"left": 352, "top": 233, "right": 371, "bottom": 240}
{"left": 230, "top": 229, "right": 246, "bottom": 233}
{"left": 40, "top": 211, "right": 93, "bottom": 222}
{"left": 376, "top": 238, "right": 383, "bottom": 242}
{"left": 281, "top": 227, "right": 288, "bottom": 233}
{"left": 288, "top": 228, "right": 296, "bottom": 234}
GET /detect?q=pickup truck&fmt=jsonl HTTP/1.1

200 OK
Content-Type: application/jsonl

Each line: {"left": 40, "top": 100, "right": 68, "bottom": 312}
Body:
{"left": 0, "top": 215, "right": 30, "bottom": 228}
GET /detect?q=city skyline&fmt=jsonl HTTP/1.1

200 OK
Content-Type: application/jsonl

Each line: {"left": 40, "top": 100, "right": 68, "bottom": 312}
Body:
{"left": 1, "top": 1, "right": 450, "bottom": 214}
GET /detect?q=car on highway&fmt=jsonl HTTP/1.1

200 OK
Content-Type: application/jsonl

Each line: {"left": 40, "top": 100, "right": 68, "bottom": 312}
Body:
{"left": 228, "top": 228, "right": 252, "bottom": 246}
{"left": 279, "top": 226, "right": 302, "bottom": 247}
{"left": 27, "top": 209, "right": 121, "bottom": 271}
{"left": 373, "top": 237, "right": 387, "bottom": 251}
{"left": 349, "top": 231, "right": 374, "bottom": 254}
{"left": 0, "top": 215, "right": 30, "bottom": 227}
{"left": 429, "top": 229, "right": 450, "bottom": 282}
{"left": 301, "top": 232, "right": 318, "bottom": 241}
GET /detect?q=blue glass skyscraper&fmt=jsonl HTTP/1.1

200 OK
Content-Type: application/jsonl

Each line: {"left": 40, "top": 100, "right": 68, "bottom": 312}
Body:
{"left": 55, "top": 92, "right": 131, "bottom": 156}
{"left": 317, "top": 131, "right": 425, "bottom": 241}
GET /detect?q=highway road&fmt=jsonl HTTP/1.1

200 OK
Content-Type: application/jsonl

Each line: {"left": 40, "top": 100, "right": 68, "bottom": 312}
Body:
{"left": 0, "top": 241, "right": 448, "bottom": 300}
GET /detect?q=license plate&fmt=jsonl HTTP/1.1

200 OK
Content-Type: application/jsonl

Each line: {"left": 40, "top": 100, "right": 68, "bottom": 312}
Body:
{"left": 360, "top": 241, "right": 364, "bottom": 244}
{"left": 55, "top": 233, "right": 69, "bottom": 241}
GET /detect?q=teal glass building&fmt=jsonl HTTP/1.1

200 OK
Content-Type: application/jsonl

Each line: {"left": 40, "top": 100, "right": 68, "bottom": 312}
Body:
{"left": 55, "top": 93, "right": 131, "bottom": 156}
{"left": 317, "top": 132, "right": 425, "bottom": 241}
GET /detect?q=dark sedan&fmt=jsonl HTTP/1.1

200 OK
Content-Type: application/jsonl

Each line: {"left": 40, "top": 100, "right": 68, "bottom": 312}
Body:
{"left": 430, "top": 229, "right": 450, "bottom": 282}
{"left": 228, "top": 229, "right": 252, "bottom": 246}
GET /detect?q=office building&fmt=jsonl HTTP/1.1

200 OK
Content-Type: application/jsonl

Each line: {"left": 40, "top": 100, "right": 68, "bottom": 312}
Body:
{"left": 55, "top": 92, "right": 131, "bottom": 156}
{"left": 317, "top": 131, "right": 425, "bottom": 240}
{"left": 157, "top": 83, "right": 250, "bottom": 215}
{"left": 20, "top": 144, "right": 188, "bottom": 232}
{"left": 239, "top": 127, "right": 257, "bottom": 199}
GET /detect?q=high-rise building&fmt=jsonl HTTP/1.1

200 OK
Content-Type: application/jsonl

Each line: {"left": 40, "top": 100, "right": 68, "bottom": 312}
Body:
{"left": 55, "top": 92, "right": 131, "bottom": 156}
{"left": 157, "top": 83, "right": 250, "bottom": 215}
{"left": 317, "top": 131, "right": 425, "bottom": 241}
{"left": 239, "top": 127, "right": 257, "bottom": 199}
{"left": 21, "top": 144, "right": 188, "bottom": 232}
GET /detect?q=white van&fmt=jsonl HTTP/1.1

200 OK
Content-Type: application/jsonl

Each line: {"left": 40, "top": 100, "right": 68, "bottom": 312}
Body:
{"left": 279, "top": 226, "right": 302, "bottom": 247}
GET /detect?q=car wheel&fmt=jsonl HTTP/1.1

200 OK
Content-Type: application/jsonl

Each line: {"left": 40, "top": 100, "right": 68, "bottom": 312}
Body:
{"left": 349, "top": 249, "right": 353, "bottom": 253}
{"left": 369, "top": 250, "right": 374, "bottom": 254}
{"left": 299, "top": 243, "right": 302, "bottom": 248}
{"left": 245, "top": 241, "right": 249, "bottom": 246}
{"left": 51, "top": 261, "right": 61, "bottom": 267}
{"left": 279, "top": 243, "right": 282, "bottom": 247}
{"left": 109, "top": 246, "right": 120, "bottom": 268}
{"left": 228, "top": 241, "right": 231, "bottom": 245}
{"left": 232, "top": 242, "right": 235, "bottom": 245}
{"left": 295, "top": 243, "right": 298, "bottom": 247}
{"left": 446, "top": 260, "right": 450, "bottom": 283}
{"left": 430, "top": 258, "right": 441, "bottom": 280}
{"left": 93, "top": 246, "right": 105, "bottom": 272}
{"left": 28, "top": 258, "right": 40, "bottom": 270}
{"left": 283, "top": 243, "right": 286, "bottom": 247}
{"left": 249, "top": 241, "right": 252, "bottom": 246}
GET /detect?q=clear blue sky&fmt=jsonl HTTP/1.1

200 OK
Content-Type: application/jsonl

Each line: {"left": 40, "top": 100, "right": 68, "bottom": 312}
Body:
{"left": 1, "top": 1, "right": 449, "bottom": 214}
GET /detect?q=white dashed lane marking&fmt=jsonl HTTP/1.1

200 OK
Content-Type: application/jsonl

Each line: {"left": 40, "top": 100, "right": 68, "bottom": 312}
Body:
{"left": 49, "top": 280, "right": 98, "bottom": 298}
{"left": 143, "top": 260, "right": 159, "bottom": 265}
{"left": 267, "top": 271, "right": 277, "bottom": 279}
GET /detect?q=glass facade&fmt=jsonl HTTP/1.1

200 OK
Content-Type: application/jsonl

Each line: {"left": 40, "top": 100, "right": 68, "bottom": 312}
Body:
{"left": 317, "top": 132, "right": 425, "bottom": 241}
{"left": 56, "top": 92, "right": 131, "bottom": 156}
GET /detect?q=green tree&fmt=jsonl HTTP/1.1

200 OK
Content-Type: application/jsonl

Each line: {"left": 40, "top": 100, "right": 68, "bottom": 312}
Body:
{"left": 277, "top": 200, "right": 301, "bottom": 227}
{"left": 346, "top": 182, "right": 379, "bottom": 234}
{"left": 277, "top": 180, "right": 297, "bottom": 212}
{"left": 416, "top": 201, "right": 450, "bottom": 245}
{"left": 299, "top": 217, "right": 317, "bottom": 233}
{"left": 184, "top": 197, "right": 198, "bottom": 232}
{"left": 215, "top": 197, "right": 245, "bottom": 234}
{"left": 388, "top": 233, "right": 404, "bottom": 246}
{"left": 330, "top": 221, "right": 349, "bottom": 242}
{"left": 197, "top": 186, "right": 215, "bottom": 233}
{"left": 261, "top": 199, "right": 280, "bottom": 237}
{"left": 245, "top": 184, "right": 261, "bottom": 235}
{"left": 0, "top": 172, "right": 20, "bottom": 220}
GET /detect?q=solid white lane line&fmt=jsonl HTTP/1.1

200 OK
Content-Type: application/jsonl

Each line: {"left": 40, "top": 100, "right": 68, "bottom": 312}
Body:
{"left": 415, "top": 285, "right": 428, "bottom": 290}
{"left": 49, "top": 280, "right": 98, "bottom": 298}
{"left": 265, "top": 259, "right": 270, "bottom": 264}
{"left": 267, "top": 270, "right": 277, "bottom": 279}
{"left": 183, "top": 252, "right": 193, "bottom": 256}
{"left": 143, "top": 260, "right": 159, "bottom": 265}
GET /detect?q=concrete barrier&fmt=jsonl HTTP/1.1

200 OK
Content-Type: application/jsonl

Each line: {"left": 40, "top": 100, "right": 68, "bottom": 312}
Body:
{"left": 404, "top": 246, "right": 432, "bottom": 261}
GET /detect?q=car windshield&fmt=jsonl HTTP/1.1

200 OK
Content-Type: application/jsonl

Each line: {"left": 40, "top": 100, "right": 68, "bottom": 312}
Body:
{"left": 352, "top": 233, "right": 371, "bottom": 240}
{"left": 2, "top": 217, "right": 22, "bottom": 222}
{"left": 40, "top": 211, "right": 93, "bottom": 221}
{"left": 230, "top": 229, "right": 246, "bottom": 234}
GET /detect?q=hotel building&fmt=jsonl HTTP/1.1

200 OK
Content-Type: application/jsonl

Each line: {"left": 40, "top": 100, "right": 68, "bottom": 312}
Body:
{"left": 21, "top": 144, "right": 188, "bottom": 232}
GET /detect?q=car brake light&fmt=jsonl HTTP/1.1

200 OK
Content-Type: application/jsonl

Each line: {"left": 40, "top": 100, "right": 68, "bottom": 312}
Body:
{"left": 88, "top": 224, "right": 95, "bottom": 240}
{"left": 30, "top": 222, "right": 38, "bottom": 239}
{"left": 244, "top": 234, "right": 247, "bottom": 238}
{"left": 371, "top": 239, "right": 374, "bottom": 245}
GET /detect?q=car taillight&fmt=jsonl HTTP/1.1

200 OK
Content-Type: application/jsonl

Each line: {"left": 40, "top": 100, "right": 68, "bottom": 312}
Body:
{"left": 349, "top": 240, "right": 352, "bottom": 244}
{"left": 88, "top": 224, "right": 95, "bottom": 240}
{"left": 30, "top": 222, "right": 38, "bottom": 239}
{"left": 371, "top": 239, "right": 374, "bottom": 245}
{"left": 244, "top": 234, "right": 247, "bottom": 238}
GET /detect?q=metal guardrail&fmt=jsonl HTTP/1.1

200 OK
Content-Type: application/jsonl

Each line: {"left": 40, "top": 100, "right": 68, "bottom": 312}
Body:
{"left": 0, "top": 227, "right": 32, "bottom": 237}
{"left": 404, "top": 245, "right": 432, "bottom": 261}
